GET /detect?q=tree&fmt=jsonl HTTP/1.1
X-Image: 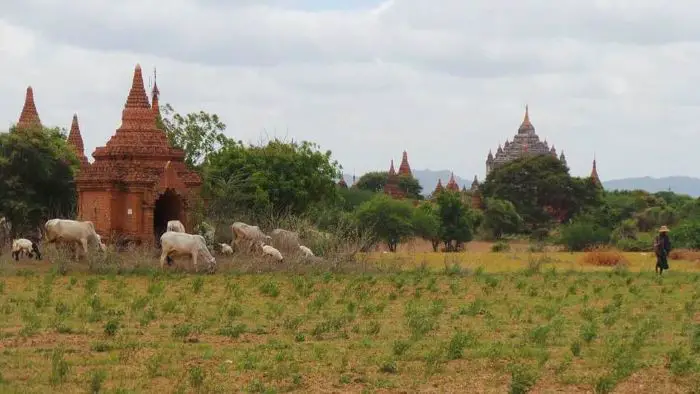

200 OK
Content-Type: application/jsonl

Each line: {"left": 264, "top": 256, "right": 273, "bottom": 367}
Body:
{"left": 481, "top": 197, "right": 524, "bottom": 239}
{"left": 355, "top": 171, "right": 423, "bottom": 199}
{"left": 356, "top": 171, "right": 387, "bottom": 193}
{"left": 398, "top": 175, "right": 423, "bottom": 199}
{"left": 0, "top": 125, "right": 79, "bottom": 238}
{"left": 481, "top": 155, "right": 601, "bottom": 230}
{"left": 412, "top": 203, "right": 440, "bottom": 252}
{"left": 203, "top": 139, "right": 341, "bottom": 219}
{"left": 354, "top": 194, "right": 414, "bottom": 252}
{"left": 160, "top": 103, "right": 235, "bottom": 170}
{"left": 434, "top": 191, "right": 475, "bottom": 251}
{"left": 338, "top": 187, "right": 377, "bottom": 212}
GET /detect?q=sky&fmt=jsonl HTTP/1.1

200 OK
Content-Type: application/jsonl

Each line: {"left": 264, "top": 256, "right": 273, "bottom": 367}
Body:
{"left": 2, "top": 0, "right": 699, "bottom": 182}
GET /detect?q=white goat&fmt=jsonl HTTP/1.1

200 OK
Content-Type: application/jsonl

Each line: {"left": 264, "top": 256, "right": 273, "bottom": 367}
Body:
{"left": 219, "top": 243, "right": 234, "bottom": 255}
{"left": 258, "top": 242, "right": 284, "bottom": 262}
{"left": 11, "top": 238, "right": 42, "bottom": 261}
{"left": 299, "top": 245, "right": 314, "bottom": 257}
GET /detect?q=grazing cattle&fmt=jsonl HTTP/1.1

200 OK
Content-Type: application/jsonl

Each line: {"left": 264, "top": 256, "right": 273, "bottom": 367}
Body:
{"left": 299, "top": 245, "right": 314, "bottom": 258}
{"left": 159, "top": 231, "right": 216, "bottom": 272}
{"left": 231, "top": 222, "right": 271, "bottom": 253}
{"left": 258, "top": 242, "right": 284, "bottom": 262}
{"left": 167, "top": 220, "right": 186, "bottom": 233}
{"left": 270, "top": 228, "right": 301, "bottom": 252}
{"left": 219, "top": 243, "right": 234, "bottom": 255}
{"left": 44, "top": 219, "right": 106, "bottom": 259}
{"left": 11, "top": 238, "right": 42, "bottom": 261}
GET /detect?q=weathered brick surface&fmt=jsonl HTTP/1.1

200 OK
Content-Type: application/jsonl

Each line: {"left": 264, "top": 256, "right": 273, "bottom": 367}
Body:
{"left": 75, "top": 64, "right": 201, "bottom": 245}
{"left": 16, "top": 86, "right": 41, "bottom": 130}
{"left": 67, "top": 114, "right": 89, "bottom": 167}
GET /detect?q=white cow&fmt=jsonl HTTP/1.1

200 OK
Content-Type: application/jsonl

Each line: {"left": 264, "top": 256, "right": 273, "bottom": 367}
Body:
{"left": 11, "top": 238, "right": 42, "bottom": 261}
{"left": 159, "top": 231, "right": 216, "bottom": 272}
{"left": 270, "top": 228, "right": 301, "bottom": 252}
{"left": 219, "top": 243, "right": 234, "bottom": 255}
{"left": 231, "top": 222, "right": 271, "bottom": 253}
{"left": 299, "top": 245, "right": 314, "bottom": 258}
{"left": 44, "top": 219, "right": 106, "bottom": 259}
{"left": 259, "top": 242, "right": 284, "bottom": 262}
{"left": 166, "top": 220, "right": 186, "bottom": 233}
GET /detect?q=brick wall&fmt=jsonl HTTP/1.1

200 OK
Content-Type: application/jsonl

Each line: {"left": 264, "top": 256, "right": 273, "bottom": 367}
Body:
{"left": 80, "top": 190, "right": 112, "bottom": 237}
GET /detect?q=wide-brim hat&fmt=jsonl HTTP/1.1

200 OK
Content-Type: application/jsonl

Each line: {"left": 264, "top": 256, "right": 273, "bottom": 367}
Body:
{"left": 659, "top": 225, "right": 670, "bottom": 233}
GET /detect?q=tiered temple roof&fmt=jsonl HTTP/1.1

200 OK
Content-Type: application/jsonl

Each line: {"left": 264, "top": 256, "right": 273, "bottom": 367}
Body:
{"left": 445, "top": 172, "right": 460, "bottom": 192}
{"left": 383, "top": 159, "right": 404, "bottom": 198}
{"left": 433, "top": 178, "right": 444, "bottom": 195}
{"left": 337, "top": 177, "right": 348, "bottom": 188}
{"left": 16, "top": 86, "right": 42, "bottom": 130}
{"left": 67, "top": 114, "right": 90, "bottom": 167}
{"left": 591, "top": 157, "right": 602, "bottom": 187}
{"left": 398, "top": 150, "right": 412, "bottom": 176}
{"left": 486, "top": 105, "right": 566, "bottom": 174}
{"left": 76, "top": 64, "right": 201, "bottom": 187}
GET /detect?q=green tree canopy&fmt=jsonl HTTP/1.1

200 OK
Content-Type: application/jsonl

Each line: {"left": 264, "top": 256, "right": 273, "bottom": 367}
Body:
{"left": 0, "top": 125, "right": 79, "bottom": 237}
{"left": 354, "top": 194, "right": 414, "bottom": 252}
{"left": 204, "top": 139, "right": 341, "bottom": 219}
{"left": 412, "top": 203, "right": 440, "bottom": 252}
{"left": 434, "top": 191, "right": 475, "bottom": 251}
{"left": 356, "top": 171, "right": 387, "bottom": 193}
{"left": 480, "top": 197, "right": 524, "bottom": 239}
{"left": 160, "top": 103, "right": 236, "bottom": 170}
{"left": 355, "top": 171, "right": 423, "bottom": 199}
{"left": 481, "top": 155, "right": 601, "bottom": 230}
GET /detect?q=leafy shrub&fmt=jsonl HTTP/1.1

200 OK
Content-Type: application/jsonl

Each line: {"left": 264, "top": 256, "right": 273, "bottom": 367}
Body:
{"left": 671, "top": 220, "right": 700, "bottom": 249}
{"left": 558, "top": 221, "right": 611, "bottom": 251}
{"left": 491, "top": 241, "right": 511, "bottom": 252}
{"left": 579, "top": 247, "right": 628, "bottom": 267}
{"left": 615, "top": 233, "right": 653, "bottom": 252}
{"left": 530, "top": 228, "right": 549, "bottom": 242}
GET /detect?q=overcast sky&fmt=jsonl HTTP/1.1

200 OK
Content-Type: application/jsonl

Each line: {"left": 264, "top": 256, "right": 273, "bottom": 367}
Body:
{"left": 2, "top": 0, "right": 699, "bottom": 181}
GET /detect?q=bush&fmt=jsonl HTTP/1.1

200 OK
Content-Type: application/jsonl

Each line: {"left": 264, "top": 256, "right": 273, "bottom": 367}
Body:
{"left": 671, "top": 220, "right": 700, "bottom": 249}
{"left": 615, "top": 233, "right": 653, "bottom": 252}
{"left": 491, "top": 241, "right": 511, "bottom": 252}
{"left": 558, "top": 221, "right": 610, "bottom": 252}
{"left": 579, "top": 247, "right": 628, "bottom": 267}
{"left": 530, "top": 228, "right": 550, "bottom": 242}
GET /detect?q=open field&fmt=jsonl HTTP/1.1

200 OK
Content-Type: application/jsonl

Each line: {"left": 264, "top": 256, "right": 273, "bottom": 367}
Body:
{"left": 0, "top": 248, "right": 699, "bottom": 393}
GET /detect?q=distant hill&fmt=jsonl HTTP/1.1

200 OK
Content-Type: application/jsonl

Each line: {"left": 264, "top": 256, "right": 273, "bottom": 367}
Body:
{"left": 341, "top": 172, "right": 700, "bottom": 198}
{"left": 340, "top": 170, "right": 474, "bottom": 196}
{"left": 603, "top": 176, "right": 700, "bottom": 197}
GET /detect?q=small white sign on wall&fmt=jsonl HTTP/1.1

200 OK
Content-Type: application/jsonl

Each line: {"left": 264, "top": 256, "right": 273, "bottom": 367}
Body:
{"left": 127, "top": 208, "right": 133, "bottom": 215}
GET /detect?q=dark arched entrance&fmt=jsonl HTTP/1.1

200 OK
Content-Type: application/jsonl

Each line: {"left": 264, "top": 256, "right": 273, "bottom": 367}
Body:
{"left": 153, "top": 189, "right": 183, "bottom": 246}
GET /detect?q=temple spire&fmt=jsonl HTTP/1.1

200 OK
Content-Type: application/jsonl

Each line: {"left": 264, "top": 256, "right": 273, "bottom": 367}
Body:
{"left": 518, "top": 104, "right": 534, "bottom": 134}
{"left": 388, "top": 159, "right": 396, "bottom": 176}
{"left": 120, "top": 64, "right": 156, "bottom": 130}
{"left": 152, "top": 67, "right": 160, "bottom": 120}
{"left": 67, "top": 114, "right": 89, "bottom": 166}
{"left": 17, "top": 86, "right": 42, "bottom": 130}
{"left": 591, "top": 155, "right": 601, "bottom": 187}
{"left": 398, "top": 150, "right": 412, "bottom": 176}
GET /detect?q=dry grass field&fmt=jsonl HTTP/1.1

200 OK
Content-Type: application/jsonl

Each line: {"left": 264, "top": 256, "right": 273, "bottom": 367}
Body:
{"left": 0, "top": 242, "right": 699, "bottom": 393}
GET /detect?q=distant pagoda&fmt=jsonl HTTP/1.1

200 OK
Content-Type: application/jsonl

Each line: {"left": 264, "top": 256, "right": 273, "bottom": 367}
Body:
{"left": 486, "top": 105, "right": 566, "bottom": 175}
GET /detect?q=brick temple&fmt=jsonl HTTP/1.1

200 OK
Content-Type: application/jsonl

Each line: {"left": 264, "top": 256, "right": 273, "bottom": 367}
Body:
{"left": 486, "top": 105, "right": 567, "bottom": 175}
{"left": 68, "top": 64, "right": 202, "bottom": 245}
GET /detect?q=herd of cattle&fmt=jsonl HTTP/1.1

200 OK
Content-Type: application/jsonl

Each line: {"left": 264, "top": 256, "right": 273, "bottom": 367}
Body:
{"left": 0, "top": 217, "right": 317, "bottom": 272}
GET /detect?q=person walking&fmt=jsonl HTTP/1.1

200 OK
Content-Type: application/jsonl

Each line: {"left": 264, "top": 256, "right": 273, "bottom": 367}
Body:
{"left": 654, "top": 226, "right": 671, "bottom": 275}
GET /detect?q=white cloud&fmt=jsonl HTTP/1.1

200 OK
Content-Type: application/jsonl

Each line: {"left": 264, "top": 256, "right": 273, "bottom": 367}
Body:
{"left": 2, "top": 0, "right": 700, "bottom": 183}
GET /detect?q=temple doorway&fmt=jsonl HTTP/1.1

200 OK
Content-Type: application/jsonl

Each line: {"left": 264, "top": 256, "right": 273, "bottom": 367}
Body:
{"left": 154, "top": 189, "right": 182, "bottom": 246}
